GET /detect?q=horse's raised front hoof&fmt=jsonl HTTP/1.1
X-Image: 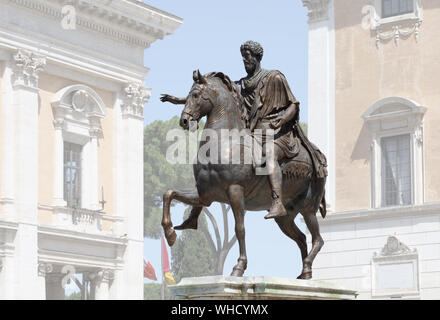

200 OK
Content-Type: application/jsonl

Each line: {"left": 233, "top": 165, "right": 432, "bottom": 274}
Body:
{"left": 165, "top": 229, "right": 177, "bottom": 247}
{"left": 174, "top": 217, "right": 198, "bottom": 231}
{"left": 297, "top": 272, "right": 312, "bottom": 280}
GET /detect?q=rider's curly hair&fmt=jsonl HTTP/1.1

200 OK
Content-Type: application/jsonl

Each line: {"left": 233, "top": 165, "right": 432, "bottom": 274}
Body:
{"left": 240, "top": 40, "right": 263, "bottom": 62}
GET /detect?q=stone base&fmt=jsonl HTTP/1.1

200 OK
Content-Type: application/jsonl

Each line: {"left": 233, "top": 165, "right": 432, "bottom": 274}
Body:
{"left": 169, "top": 276, "right": 357, "bottom": 300}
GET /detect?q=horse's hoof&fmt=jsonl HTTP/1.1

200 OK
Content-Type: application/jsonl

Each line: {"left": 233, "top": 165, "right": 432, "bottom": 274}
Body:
{"left": 166, "top": 229, "right": 177, "bottom": 247}
{"left": 297, "top": 272, "right": 312, "bottom": 280}
{"left": 174, "top": 218, "right": 198, "bottom": 230}
{"left": 230, "top": 268, "right": 244, "bottom": 277}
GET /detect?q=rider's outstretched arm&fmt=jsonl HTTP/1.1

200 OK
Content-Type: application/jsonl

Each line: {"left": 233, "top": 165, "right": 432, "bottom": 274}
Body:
{"left": 160, "top": 94, "right": 187, "bottom": 105}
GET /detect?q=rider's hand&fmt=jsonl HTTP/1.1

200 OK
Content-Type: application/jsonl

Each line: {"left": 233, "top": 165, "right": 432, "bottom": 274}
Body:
{"left": 270, "top": 115, "right": 286, "bottom": 129}
{"left": 160, "top": 94, "right": 172, "bottom": 103}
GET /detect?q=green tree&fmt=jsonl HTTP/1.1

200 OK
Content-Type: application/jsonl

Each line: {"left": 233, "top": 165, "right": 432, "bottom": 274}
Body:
{"left": 143, "top": 283, "right": 172, "bottom": 300}
{"left": 299, "top": 122, "right": 308, "bottom": 136}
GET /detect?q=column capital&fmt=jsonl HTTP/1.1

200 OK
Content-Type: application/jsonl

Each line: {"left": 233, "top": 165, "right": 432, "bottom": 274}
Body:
{"left": 121, "top": 82, "right": 151, "bottom": 120}
{"left": 53, "top": 118, "right": 65, "bottom": 130}
{"left": 37, "top": 262, "right": 54, "bottom": 277}
{"left": 302, "top": 0, "right": 331, "bottom": 24}
{"left": 12, "top": 49, "right": 46, "bottom": 89}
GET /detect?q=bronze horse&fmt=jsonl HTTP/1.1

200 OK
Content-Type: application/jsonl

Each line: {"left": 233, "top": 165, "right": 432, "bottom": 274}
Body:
{"left": 161, "top": 71, "right": 326, "bottom": 279}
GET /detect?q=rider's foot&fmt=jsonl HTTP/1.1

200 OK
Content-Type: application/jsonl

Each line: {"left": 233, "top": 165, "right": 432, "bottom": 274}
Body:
{"left": 174, "top": 216, "right": 198, "bottom": 230}
{"left": 264, "top": 198, "right": 288, "bottom": 219}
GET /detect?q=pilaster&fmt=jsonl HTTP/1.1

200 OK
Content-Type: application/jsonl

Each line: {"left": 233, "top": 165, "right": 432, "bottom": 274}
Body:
{"left": 302, "top": 0, "right": 335, "bottom": 211}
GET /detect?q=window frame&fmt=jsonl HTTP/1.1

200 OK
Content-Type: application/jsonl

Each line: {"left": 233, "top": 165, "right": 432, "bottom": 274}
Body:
{"left": 362, "top": 97, "right": 426, "bottom": 209}
{"left": 368, "top": 0, "right": 423, "bottom": 33}
{"left": 381, "top": 0, "right": 415, "bottom": 19}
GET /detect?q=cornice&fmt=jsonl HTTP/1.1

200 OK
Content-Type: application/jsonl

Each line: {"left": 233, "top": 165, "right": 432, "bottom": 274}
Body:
{"left": 317, "top": 202, "right": 440, "bottom": 225}
{"left": 6, "top": 0, "right": 182, "bottom": 48}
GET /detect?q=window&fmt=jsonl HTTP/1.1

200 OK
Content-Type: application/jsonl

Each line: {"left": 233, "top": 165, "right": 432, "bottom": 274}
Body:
{"left": 382, "top": 0, "right": 414, "bottom": 18}
{"left": 362, "top": 97, "right": 426, "bottom": 209}
{"left": 64, "top": 142, "right": 82, "bottom": 208}
{"left": 381, "top": 134, "right": 412, "bottom": 207}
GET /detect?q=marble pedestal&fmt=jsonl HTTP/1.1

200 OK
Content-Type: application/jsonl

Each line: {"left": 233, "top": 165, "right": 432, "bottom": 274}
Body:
{"left": 169, "top": 276, "right": 357, "bottom": 300}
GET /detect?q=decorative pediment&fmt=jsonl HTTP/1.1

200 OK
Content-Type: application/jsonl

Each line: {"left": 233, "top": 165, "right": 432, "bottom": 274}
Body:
{"left": 362, "top": 97, "right": 426, "bottom": 127}
{"left": 51, "top": 85, "right": 107, "bottom": 138}
{"left": 51, "top": 84, "right": 106, "bottom": 119}
{"left": 375, "top": 236, "right": 415, "bottom": 257}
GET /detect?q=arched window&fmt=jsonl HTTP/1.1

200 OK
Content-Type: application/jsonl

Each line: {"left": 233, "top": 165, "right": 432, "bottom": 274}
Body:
{"left": 51, "top": 85, "right": 106, "bottom": 211}
{"left": 362, "top": 97, "right": 426, "bottom": 208}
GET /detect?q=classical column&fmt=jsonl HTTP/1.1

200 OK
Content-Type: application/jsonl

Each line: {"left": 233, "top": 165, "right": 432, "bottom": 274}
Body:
{"left": 11, "top": 49, "right": 46, "bottom": 299}
{"left": 112, "top": 83, "right": 150, "bottom": 299}
{"left": 0, "top": 62, "right": 15, "bottom": 218}
{"left": 53, "top": 118, "right": 67, "bottom": 207}
{"left": 302, "top": 0, "right": 335, "bottom": 211}
{"left": 89, "top": 269, "right": 113, "bottom": 300}
{"left": 45, "top": 272, "right": 65, "bottom": 300}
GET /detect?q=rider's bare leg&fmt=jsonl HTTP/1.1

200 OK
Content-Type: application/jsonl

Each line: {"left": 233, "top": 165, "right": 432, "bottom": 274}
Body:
{"left": 264, "top": 145, "right": 288, "bottom": 219}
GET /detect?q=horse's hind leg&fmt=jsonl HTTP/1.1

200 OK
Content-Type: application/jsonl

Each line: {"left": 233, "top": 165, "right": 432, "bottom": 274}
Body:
{"left": 274, "top": 214, "right": 309, "bottom": 279}
{"left": 162, "top": 189, "right": 203, "bottom": 246}
{"left": 227, "top": 184, "right": 247, "bottom": 277}
{"left": 301, "top": 211, "right": 324, "bottom": 280}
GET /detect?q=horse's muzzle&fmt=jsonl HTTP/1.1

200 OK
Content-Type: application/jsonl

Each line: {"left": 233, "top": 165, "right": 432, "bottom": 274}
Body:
{"left": 180, "top": 113, "right": 198, "bottom": 131}
{"left": 180, "top": 113, "right": 191, "bottom": 130}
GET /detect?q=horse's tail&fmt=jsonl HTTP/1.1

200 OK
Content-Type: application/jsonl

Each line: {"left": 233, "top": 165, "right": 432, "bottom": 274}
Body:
{"left": 319, "top": 190, "right": 327, "bottom": 219}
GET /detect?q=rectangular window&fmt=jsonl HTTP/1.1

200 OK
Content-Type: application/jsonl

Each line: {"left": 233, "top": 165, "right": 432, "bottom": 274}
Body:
{"left": 382, "top": 0, "right": 414, "bottom": 18}
{"left": 64, "top": 142, "right": 82, "bottom": 208}
{"left": 381, "top": 134, "right": 412, "bottom": 207}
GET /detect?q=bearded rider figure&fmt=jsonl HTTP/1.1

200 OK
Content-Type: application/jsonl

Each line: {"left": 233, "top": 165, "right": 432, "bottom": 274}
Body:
{"left": 160, "top": 40, "right": 327, "bottom": 220}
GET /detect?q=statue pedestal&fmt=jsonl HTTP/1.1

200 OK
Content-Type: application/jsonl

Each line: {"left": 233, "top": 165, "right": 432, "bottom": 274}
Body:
{"left": 169, "top": 276, "right": 357, "bottom": 300}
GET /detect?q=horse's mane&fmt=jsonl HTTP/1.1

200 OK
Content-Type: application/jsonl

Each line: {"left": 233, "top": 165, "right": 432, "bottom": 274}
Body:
{"left": 205, "top": 72, "right": 249, "bottom": 127}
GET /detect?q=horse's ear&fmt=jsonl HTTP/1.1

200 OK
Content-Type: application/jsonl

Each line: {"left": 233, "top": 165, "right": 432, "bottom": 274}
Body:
{"left": 193, "top": 69, "right": 207, "bottom": 84}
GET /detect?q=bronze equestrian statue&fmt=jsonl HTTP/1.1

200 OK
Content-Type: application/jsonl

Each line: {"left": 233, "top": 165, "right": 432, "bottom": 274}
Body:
{"left": 160, "top": 41, "right": 328, "bottom": 279}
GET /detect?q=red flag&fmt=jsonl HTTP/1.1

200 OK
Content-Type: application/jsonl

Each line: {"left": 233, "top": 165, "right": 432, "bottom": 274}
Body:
{"left": 161, "top": 236, "right": 175, "bottom": 285}
{"left": 144, "top": 260, "right": 157, "bottom": 281}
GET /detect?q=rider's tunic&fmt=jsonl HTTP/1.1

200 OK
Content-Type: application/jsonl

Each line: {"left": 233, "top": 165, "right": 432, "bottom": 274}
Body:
{"left": 236, "top": 69, "right": 328, "bottom": 178}
{"left": 237, "top": 69, "right": 300, "bottom": 159}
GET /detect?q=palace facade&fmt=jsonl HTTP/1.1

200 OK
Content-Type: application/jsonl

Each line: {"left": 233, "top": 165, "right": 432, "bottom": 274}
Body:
{"left": 0, "top": 0, "right": 181, "bottom": 299}
{"left": 303, "top": 0, "right": 440, "bottom": 299}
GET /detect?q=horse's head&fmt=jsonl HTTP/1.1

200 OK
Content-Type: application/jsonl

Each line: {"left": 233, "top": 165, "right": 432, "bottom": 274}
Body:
{"left": 180, "top": 70, "right": 218, "bottom": 131}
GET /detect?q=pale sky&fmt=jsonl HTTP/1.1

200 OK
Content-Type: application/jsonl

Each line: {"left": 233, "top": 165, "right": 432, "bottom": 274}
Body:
{"left": 142, "top": 0, "right": 310, "bottom": 282}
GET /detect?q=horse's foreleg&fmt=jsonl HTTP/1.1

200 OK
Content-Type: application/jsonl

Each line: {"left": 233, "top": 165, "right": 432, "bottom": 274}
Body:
{"left": 227, "top": 184, "right": 247, "bottom": 277}
{"left": 301, "top": 212, "right": 324, "bottom": 280}
{"left": 162, "top": 189, "right": 202, "bottom": 246}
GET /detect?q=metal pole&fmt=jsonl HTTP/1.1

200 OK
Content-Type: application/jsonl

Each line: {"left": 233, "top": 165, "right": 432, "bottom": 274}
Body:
{"left": 161, "top": 231, "right": 165, "bottom": 300}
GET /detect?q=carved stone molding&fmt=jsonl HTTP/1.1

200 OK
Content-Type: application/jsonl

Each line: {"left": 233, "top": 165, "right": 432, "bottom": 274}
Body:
{"left": 375, "top": 236, "right": 416, "bottom": 257}
{"left": 364, "top": 0, "right": 423, "bottom": 48}
{"left": 7, "top": 0, "right": 182, "bottom": 48}
{"left": 86, "top": 268, "right": 114, "bottom": 282}
{"left": 302, "top": 0, "right": 331, "bottom": 23}
{"left": 38, "top": 262, "right": 54, "bottom": 276}
{"left": 53, "top": 118, "right": 64, "bottom": 130}
{"left": 12, "top": 50, "right": 46, "bottom": 89}
{"left": 121, "top": 83, "right": 151, "bottom": 119}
